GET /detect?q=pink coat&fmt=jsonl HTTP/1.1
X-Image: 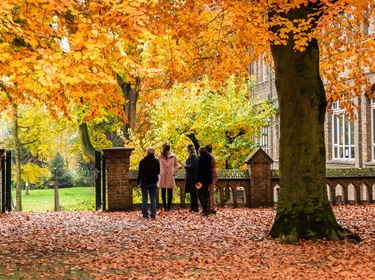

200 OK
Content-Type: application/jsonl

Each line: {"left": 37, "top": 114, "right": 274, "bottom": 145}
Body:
{"left": 158, "top": 152, "right": 179, "bottom": 189}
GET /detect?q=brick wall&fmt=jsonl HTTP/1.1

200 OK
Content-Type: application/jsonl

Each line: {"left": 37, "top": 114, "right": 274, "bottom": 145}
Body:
{"left": 103, "top": 148, "right": 134, "bottom": 211}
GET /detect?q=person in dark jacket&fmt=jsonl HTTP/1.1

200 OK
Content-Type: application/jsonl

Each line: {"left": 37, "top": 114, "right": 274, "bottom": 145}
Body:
{"left": 196, "top": 146, "right": 212, "bottom": 216}
{"left": 137, "top": 147, "right": 160, "bottom": 219}
{"left": 183, "top": 143, "right": 198, "bottom": 212}
{"left": 206, "top": 144, "right": 218, "bottom": 214}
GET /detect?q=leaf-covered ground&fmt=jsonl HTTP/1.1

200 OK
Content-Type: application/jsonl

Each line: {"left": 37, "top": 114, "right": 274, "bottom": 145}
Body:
{"left": 0, "top": 205, "right": 374, "bottom": 279}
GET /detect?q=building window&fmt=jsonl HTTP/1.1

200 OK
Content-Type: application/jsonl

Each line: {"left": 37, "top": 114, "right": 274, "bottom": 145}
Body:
{"left": 371, "top": 97, "right": 375, "bottom": 161}
{"left": 259, "top": 57, "right": 268, "bottom": 83}
{"left": 332, "top": 101, "right": 355, "bottom": 160}
{"left": 260, "top": 127, "right": 269, "bottom": 154}
{"left": 253, "top": 55, "right": 269, "bottom": 84}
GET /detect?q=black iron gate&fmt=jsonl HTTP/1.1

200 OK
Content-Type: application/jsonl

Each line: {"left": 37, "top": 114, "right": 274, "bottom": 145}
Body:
{"left": 94, "top": 149, "right": 106, "bottom": 211}
{"left": 1, "top": 150, "right": 12, "bottom": 213}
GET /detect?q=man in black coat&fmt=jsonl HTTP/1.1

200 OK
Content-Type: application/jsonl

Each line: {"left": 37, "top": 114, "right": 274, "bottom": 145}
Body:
{"left": 196, "top": 146, "right": 212, "bottom": 216}
{"left": 137, "top": 147, "right": 160, "bottom": 219}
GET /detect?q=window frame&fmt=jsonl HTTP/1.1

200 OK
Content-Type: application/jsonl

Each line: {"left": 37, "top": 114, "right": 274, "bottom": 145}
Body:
{"left": 331, "top": 101, "right": 355, "bottom": 160}
{"left": 259, "top": 127, "right": 269, "bottom": 155}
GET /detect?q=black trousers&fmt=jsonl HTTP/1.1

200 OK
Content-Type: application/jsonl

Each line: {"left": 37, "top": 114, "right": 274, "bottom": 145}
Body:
{"left": 161, "top": 188, "right": 173, "bottom": 210}
{"left": 197, "top": 183, "right": 210, "bottom": 213}
{"left": 190, "top": 188, "right": 199, "bottom": 212}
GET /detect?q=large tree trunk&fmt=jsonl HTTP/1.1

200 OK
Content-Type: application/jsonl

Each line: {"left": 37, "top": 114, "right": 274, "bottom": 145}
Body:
{"left": 269, "top": 5, "right": 344, "bottom": 243}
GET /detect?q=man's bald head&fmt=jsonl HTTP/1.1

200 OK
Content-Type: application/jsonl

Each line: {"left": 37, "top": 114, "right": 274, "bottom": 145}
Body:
{"left": 146, "top": 147, "right": 155, "bottom": 155}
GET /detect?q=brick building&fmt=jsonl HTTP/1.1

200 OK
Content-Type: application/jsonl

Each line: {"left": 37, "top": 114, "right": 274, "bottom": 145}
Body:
{"left": 250, "top": 61, "right": 375, "bottom": 170}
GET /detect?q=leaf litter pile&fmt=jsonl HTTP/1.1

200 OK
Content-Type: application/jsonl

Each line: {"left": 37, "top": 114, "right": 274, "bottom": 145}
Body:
{"left": 0, "top": 204, "right": 374, "bottom": 279}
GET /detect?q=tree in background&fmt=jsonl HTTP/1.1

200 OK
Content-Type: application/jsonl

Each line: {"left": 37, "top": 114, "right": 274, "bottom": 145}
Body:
{"left": 145, "top": 76, "right": 276, "bottom": 169}
{"left": 2, "top": 105, "right": 82, "bottom": 209}
{"left": 73, "top": 154, "right": 95, "bottom": 187}
{"left": 49, "top": 153, "right": 73, "bottom": 189}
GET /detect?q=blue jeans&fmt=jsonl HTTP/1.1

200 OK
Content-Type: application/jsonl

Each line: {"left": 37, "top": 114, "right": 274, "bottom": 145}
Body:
{"left": 141, "top": 184, "right": 157, "bottom": 218}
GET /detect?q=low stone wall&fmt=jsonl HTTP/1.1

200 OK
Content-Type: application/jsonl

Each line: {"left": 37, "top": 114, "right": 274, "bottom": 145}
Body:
{"left": 101, "top": 147, "right": 375, "bottom": 210}
{"left": 128, "top": 168, "right": 375, "bottom": 209}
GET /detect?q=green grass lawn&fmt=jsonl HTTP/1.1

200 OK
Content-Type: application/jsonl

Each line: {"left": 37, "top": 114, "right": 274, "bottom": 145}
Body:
{"left": 10, "top": 187, "right": 182, "bottom": 212}
{"left": 11, "top": 187, "right": 96, "bottom": 212}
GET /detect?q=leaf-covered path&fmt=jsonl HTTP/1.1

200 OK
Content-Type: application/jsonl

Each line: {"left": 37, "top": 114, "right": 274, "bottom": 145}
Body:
{"left": 0, "top": 205, "right": 374, "bottom": 279}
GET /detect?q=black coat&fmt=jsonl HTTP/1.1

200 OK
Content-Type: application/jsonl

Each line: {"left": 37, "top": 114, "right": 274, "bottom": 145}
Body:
{"left": 137, "top": 154, "right": 160, "bottom": 186}
{"left": 184, "top": 152, "right": 198, "bottom": 193}
{"left": 196, "top": 153, "right": 212, "bottom": 185}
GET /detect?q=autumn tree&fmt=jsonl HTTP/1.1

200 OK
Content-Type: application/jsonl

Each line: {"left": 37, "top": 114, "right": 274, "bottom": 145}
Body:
{"left": 266, "top": 2, "right": 339, "bottom": 243}
{"left": 0, "top": 1, "right": 149, "bottom": 157}
{"left": 146, "top": 76, "right": 276, "bottom": 169}
{"left": 146, "top": 0, "right": 375, "bottom": 242}
{"left": 4, "top": 106, "right": 53, "bottom": 210}
{"left": 2, "top": 0, "right": 374, "bottom": 242}
{"left": 263, "top": 1, "right": 374, "bottom": 243}
{"left": 1, "top": 104, "right": 85, "bottom": 209}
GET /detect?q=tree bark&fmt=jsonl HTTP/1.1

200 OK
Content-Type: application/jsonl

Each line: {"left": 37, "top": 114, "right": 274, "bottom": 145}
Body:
{"left": 186, "top": 133, "right": 200, "bottom": 153}
{"left": 269, "top": 5, "right": 344, "bottom": 243}
{"left": 79, "top": 123, "right": 95, "bottom": 162}
{"left": 117, "top": 74, "right": 140, "bottom": 143}
{"left": 12, "top": 109, "right": 22, "bottom": 211}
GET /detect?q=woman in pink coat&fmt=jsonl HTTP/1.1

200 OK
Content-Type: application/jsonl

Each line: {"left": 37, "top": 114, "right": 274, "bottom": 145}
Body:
{"left": 158, "top": 142, "right": 179, "bottom": 211}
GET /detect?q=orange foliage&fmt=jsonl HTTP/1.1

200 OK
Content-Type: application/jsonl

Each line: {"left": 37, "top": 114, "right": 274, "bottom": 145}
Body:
{"left": 1, "top": 0, "right": 374, "bottom": 118}
{"left": 0, "top": 0, "right": 151, "bottom": 119}
{"left": 142, "top": 0, "right": 375, "bottom": 117}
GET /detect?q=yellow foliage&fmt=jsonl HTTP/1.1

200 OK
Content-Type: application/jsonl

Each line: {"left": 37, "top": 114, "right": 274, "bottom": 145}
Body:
{"left": 73, "top": 52, "right": 82, "bottom": 61}
{"left": 21, "top": 163, "right": 50, "bottom": 185}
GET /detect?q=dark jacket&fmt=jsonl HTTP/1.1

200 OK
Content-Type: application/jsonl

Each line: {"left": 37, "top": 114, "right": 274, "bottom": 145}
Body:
{"left": 196, "top": 152, "right": 212, "bottom": 185}
{"left": 137, "top": 154, "right": 160, "bottom": 186}
{"left": 184, "top": 152, "right": 198, "bottom": 193}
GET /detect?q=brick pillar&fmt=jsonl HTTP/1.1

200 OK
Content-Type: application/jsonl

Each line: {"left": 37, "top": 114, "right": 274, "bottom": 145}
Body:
{"left": 103, "top": 147, "right": 134, "bottom": 211}
{"left": 244, "top": 147, "right": 274, "bottom": 207}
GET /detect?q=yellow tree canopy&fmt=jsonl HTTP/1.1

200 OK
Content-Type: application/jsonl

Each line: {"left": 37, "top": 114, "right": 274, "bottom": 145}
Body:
{"left": 144, "top": 76, "right": 276, "bottom": 169}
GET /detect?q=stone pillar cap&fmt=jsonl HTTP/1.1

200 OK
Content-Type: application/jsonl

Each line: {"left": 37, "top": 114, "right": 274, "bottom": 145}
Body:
{"left": 244, "top": 147, "right": 273, "bottom": 164}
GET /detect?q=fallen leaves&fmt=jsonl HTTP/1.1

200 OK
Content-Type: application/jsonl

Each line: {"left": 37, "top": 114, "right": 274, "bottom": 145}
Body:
{"left": 0, "top": 205, "right": 374, "bottom": 279}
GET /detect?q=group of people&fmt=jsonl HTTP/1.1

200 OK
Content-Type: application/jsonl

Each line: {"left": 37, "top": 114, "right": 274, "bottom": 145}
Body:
{"left": 137, "top": 142, "right": 218, "bottom": 219}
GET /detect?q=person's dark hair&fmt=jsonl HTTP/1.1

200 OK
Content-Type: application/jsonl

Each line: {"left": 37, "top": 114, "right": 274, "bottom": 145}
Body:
{"left": 205, "top": 144, "right": 212, "bottom": 153}
{"left": 198, "top": 146, "right": 207, "bottom": 155}
{"left": 162, "top": 142, "right": 171, "bottom": 158}
{"left": 187, "top": 143, "right": 195, "bottom": 153}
